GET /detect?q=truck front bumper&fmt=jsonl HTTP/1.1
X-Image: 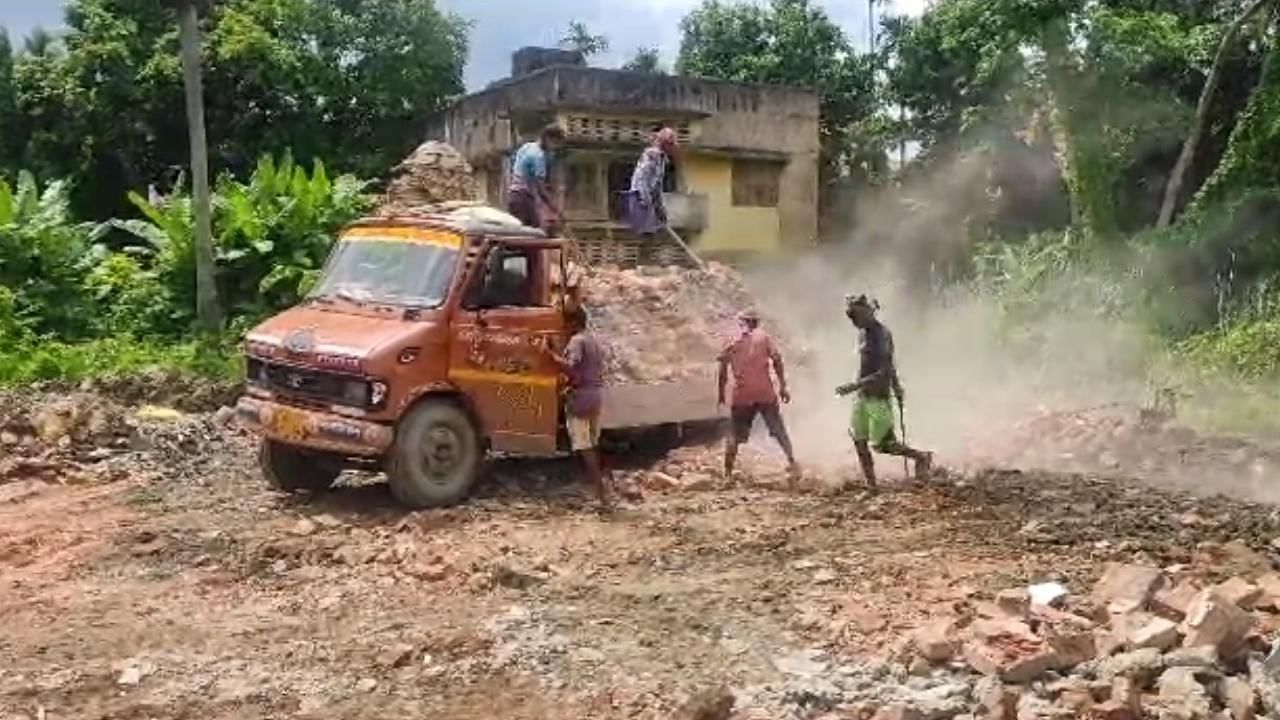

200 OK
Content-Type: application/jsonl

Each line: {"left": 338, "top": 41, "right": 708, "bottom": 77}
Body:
{"left": 235, "top": 396, "right": 394, "bottom": 457}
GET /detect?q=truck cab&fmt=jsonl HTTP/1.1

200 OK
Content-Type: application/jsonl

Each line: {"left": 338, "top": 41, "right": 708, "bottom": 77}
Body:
{"left": 237, "top": 209, "right": 580, "bottom": 507}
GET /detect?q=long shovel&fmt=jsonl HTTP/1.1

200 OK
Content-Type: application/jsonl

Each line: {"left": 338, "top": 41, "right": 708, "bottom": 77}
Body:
{"left": 663, "top": 225, "right": 707, "bottom": 270}
{"left": 898, "top": 396, "right": 910, "bottom": 479}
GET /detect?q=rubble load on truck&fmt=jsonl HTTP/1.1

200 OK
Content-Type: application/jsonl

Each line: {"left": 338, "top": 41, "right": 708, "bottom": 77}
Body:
{"left": 872, "top": 560, "right": 1280, "bottom": 720}
{"left": 377, "top": 141, "right": 479, "bottom": 215}
{"left": 578, "top": 262, "right": 795, "bottom": 386}
{"left": 373, "top": 141, "right": 793, "bottom": 387}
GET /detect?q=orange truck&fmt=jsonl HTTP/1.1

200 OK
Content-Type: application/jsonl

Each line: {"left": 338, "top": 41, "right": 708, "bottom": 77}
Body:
{"left": 236, "top": 207, "right": 722, "bottom": 507}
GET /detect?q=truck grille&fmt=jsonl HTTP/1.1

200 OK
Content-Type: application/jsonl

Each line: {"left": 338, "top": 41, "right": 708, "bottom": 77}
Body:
{"left": 248, "top": 358, "right": 366, "bottom": 406}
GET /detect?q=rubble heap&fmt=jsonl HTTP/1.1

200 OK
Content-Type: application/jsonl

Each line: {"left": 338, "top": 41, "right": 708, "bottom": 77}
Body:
{"left": 889, "top": 561, "right": 1280, "bottom": 720}
{"left": 963, "top": 406, "right": 1280, "bottom": 502}
{"left": 0, "top": 391, "right": 233, "bottom": 489}
{"left": 380, "top": 141, "right": 478, "bottom": 211}
{"left": 580, "top": 263, "right": 790, "bottom": 385}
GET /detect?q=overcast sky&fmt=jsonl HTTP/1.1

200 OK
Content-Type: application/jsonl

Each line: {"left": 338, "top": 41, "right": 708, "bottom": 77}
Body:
{"left": 2, "top": 0, "right": 927, "bottom": 90}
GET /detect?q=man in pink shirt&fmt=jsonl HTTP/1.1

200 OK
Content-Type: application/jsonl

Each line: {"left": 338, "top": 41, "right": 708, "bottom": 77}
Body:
{"left": 717, "top": 309, "right": 799, "bottom": 480}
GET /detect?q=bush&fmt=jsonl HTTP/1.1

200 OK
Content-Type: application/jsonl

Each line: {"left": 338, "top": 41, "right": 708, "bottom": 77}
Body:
{"left": 106, "top": 153, "right": 372, "bottom": 329}
{"left": 0, "top": 171, "right": 98, "bottom": 338}
{"left": 0, "top": 333, "right": 241, "bottom": 386}
{"left": 0, "top": 154, "right": 372, "bottom": 387}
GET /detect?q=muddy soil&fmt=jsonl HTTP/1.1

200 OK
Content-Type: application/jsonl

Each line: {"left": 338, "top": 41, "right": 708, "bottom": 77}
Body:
{"left": 3, "top": 396, "right": 1280, "bottom": 720}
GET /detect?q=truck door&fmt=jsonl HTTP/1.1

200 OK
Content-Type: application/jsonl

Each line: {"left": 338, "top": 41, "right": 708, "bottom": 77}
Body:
{"left": 448, "top": 241, "right": 563, "bottom": 455}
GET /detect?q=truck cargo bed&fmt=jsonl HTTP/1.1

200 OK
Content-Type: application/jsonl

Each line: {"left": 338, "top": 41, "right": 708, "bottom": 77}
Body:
{"left": 600, "top": 378, "right": 726, "bottom": 430}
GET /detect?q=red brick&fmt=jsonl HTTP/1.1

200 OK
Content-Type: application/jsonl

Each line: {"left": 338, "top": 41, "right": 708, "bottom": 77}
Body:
{"left": 1180, "top": 590, "right": 1255, "bottom": 658}
{"left": 1254, "top": 573, "right": 1280, "bottom": 610}
{"left": 1153, "top": 583, "right": 1202, "bottom": 621}
{"left": 964, "top": 635, "right": 1059, "bottom": 684}
{"left": 1214, "top": 577, "right": 1263, "bottom": 609}
{"left": 912, "top": 618, "right": 959, "bottom": 663}
{"left": 1127, "top": 617, "right": 1180, "bottom": 651}
{"left": 1094, "top": 564, "right": 1164, "bottom": 613}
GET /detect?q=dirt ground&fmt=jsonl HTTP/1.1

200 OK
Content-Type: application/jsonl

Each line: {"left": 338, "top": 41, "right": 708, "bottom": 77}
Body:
{"left": 3, "top": 396, "right": 1280, "bottom": 720}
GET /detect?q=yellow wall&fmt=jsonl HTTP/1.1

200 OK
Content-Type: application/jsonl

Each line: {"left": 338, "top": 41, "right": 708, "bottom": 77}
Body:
{"left": 683, "top": 154, "right": 781, "bottom": 253}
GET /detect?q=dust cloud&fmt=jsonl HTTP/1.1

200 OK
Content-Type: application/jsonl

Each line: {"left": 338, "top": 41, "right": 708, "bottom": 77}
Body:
{"left": 744, "top": 249, "right": 1154, "bottom": 476}
{"left": 738, "top": 147, "right": 1160, "bottom": 478}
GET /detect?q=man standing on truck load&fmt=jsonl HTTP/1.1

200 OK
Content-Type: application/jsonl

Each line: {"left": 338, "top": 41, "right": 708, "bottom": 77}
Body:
{"left": 625, "top": 127, "right": 679, "bottom": 262}
{"left": 836, "top": 294, "right": 933, "bottom": 488}
{"left": 508, "top": 124, "right": 566, "bottom": 232}
{"left": 718, "top": 309, "right": 800, "bottom": 483}
{"left": 543, "top": 306, "right": 614, "bottom": 509}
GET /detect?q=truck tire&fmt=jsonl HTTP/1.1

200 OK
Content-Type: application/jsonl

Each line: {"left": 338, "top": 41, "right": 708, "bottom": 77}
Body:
{"left": 385, "top": 399, "right": 481, "bottom": 508}
{"left": 260, "top": 439, "right": 341, "bottom": 493}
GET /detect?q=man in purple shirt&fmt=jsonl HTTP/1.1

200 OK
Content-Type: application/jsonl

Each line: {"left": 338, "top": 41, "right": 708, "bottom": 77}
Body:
{"left": 544, "top": 306, "right": 613, "bottom": 508}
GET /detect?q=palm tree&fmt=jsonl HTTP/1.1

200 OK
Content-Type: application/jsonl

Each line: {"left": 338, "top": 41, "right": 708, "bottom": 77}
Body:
{"left": 23, "top": 28, "right": 57, "bottom": 57}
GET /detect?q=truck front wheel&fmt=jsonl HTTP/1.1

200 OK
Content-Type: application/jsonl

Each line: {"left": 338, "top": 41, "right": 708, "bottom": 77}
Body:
{"left": 385, "top": 400, "right": 481, "bottom": 508}
{"left": 260, "top": 439, "right": 342, "bottom": 493}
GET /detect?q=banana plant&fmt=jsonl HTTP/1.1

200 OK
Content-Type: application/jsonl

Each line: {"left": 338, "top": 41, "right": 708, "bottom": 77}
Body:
{"left": 0, "top": 172, "right": 98, "bottom": 337}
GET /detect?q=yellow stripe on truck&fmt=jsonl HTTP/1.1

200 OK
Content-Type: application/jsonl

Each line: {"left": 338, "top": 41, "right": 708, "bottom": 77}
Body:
{"left": 341, "top": 226, "right": 463, "bottom": 248}
{"left": 449, "top": 368, "right": 559, "bottom": 388}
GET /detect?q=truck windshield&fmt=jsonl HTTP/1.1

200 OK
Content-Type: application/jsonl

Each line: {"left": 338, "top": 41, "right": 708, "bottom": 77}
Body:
{"left": 310, "top": 233, "right": 460, "bottom": 309}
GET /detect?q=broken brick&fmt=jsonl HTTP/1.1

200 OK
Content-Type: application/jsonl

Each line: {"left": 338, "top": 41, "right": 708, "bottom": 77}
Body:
{"left": 996, "top": 589, "right": 1031, "bottom": 618}
{"left": 1216, "top": 676, "right": 1256, "bottom": 720}
{"left": 1094, "top": 563, "right": 1164, "bottom": 613}
{"left": 912, "top": 618, "right": 959, "bottom": 664}
{"left": 972, "top": 617, "right": 1038, "bottom": 642}
{"left": 1044, "top": 626, "right": 1097, "bottom": 669}
{"left": 1059, "top": 688, "right": 1096, "bottom": 713}
{"left": 1180, "top": 590, "right": 1254, "bottom": 658}
{"left": 1111, "top": 676, "right": 1142, "bottom": 713}
{"left": 975, "top": 677, "right": 1018, "bottom": 720}
{"left": 1031, "top": 604, "right": 1097, "bottom": 631}
{"left": 1153, "top": 583, "right": 1203, "bottom": 621}
{"left": 1127, "top": 617, "right": 1181, "bottom": 652}
{"left": 963, "top": 634, "right": 1059, "bottom": 684}
{"left": 1254, "top": 573, "right": 1280, "bottom": 610}
{"left": 1156, "top": 667, "right": 1212, "bottom": 720}
{"left": 1213, "top": 577, "right": 1263, "bottom": 610}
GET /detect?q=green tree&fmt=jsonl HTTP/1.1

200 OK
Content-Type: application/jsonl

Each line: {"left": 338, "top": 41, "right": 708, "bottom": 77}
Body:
{"left": 676, "top": 0, "right": 883, "bottom": 178}
{"left": 560, "top": 20, "right": 609, "bottom": 58}
{"left": 622, "top": 47, "right": 664, "bottom": 73}
{"left": 0, "top": 30, "right": 17, "bottom": 178}
{"left": 7, "top": 0, "right": 467, "bottom": 220}
{"left": 881, "top": 0, "right": 1249, "bottom": 236}
{"left": 206, "top": 0, "right": 468, "bottom": 177}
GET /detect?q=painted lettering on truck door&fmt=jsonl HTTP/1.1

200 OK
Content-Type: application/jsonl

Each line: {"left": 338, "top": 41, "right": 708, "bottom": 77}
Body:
{"left": 448, "top": 243, "right": 561, "bottom": 455}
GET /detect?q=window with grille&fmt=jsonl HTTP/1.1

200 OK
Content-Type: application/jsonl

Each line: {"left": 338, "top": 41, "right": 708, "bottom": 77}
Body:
{"left": 565, "top": 161, "right": 603, "bottom": 214}
{"left": 563, "top": 115, "right": 694, "bottom": 146}
{"left": 731, "top": 159, "right": 782, "bottom": 208}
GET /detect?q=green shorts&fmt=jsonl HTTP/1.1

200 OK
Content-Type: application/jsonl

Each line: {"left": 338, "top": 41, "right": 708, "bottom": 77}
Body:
{"left": 850, "top": 396, "right": 896, "bottom": 448}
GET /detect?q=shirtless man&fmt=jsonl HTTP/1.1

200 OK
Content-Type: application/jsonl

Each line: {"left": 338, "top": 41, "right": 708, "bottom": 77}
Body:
{"left": 836, "top": 295, "right": 932, "bottom": 487}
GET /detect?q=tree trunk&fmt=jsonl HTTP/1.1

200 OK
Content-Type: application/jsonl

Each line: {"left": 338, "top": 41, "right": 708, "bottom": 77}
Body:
{"left": 1156, "top": 0, "right": 1275, "bottom": 229}
{"left": 177, "top": 0, "right": 222, "bottom": 331}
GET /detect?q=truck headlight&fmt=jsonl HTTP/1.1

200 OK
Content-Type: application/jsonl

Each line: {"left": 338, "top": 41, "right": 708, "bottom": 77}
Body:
{"left": 370, "top": 381, "right": 388, "bottom": 408}
{"left": 245, "top": 357, "right": 268, "bottom": 385}
{"left": 341, "top": 379, "right": 370, "bottom": 407}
